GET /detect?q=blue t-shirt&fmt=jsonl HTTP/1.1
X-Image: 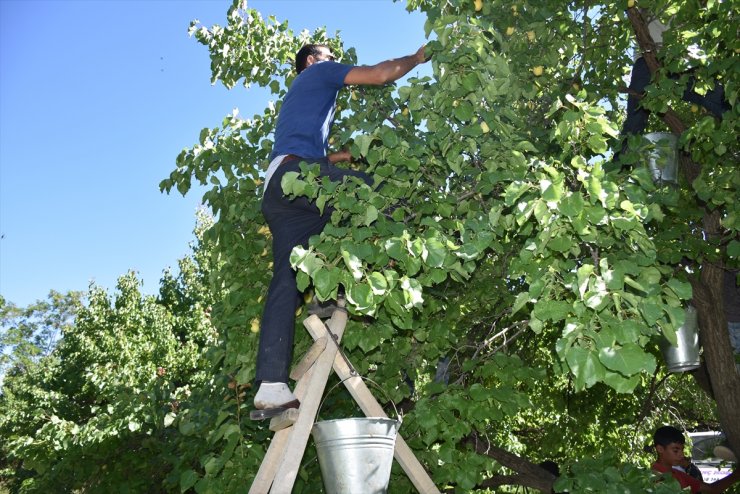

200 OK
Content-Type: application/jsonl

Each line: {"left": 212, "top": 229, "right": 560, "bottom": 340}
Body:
{"left": 270, "top": 60, "right": 353, "bottom": 160}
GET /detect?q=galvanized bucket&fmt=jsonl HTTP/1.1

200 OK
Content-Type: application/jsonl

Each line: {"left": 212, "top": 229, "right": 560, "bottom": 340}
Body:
{"left": 312, "top": 417, "right": 400, "bottom": 494}
{"left": 660, "top": 305, "right": 700, "bottom": 372}
{"left": 311, "top": 377, "right": 401, "bottom": 494}
{"left": 644, "top": 132, "right": 678, "bottom": 184}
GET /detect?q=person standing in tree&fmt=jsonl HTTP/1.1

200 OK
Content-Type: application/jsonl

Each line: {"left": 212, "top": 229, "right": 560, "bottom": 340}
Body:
{"left": 614, "top": 9, "right": 729, "bottom": 164}
{"left": 652, "top": 426, "right": 739, "bottom": 493}
{"left": 251, "top": 43, "right": 428, "bottom": 419}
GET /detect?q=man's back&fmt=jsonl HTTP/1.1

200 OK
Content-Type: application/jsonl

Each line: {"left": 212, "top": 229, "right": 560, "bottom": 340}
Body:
{"left": 270, "top": 61, "right": 352, "bottom": 160}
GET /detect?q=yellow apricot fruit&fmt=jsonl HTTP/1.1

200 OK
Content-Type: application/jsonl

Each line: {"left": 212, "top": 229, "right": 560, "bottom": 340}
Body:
{"left": 532, "top": 66, "right": 544, "bottom": 76}
{"left": 506, "top": 26, "right": 515, "bottom": 36}
{"left": 474, "top": 0, "right": 483, "bottom": 11}
{"left": 250, "top": 318, "right": 260, "bottom": 333}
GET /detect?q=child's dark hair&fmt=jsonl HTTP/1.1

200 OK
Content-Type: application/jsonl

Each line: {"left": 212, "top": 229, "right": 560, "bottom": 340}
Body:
{"left": 654, "top": 426, "right": 685, "bottom": 446}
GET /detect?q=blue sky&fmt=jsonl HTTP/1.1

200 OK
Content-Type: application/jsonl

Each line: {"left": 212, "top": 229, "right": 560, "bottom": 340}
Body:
{"left": 0, "top": 0, "right": 427, "bottom": 307}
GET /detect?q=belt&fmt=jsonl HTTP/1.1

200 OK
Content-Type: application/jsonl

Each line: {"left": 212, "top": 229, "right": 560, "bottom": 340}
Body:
{"left": 280, "top": 154, "right": 300, "bottom": 165}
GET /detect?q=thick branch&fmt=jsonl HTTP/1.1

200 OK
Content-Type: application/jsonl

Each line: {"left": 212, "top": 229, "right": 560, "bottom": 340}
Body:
{"left": 464, "top": 432, "right": 556, "bottom": 493}
{"left": 624, "top": 7, "right": 687, "bottom": 136}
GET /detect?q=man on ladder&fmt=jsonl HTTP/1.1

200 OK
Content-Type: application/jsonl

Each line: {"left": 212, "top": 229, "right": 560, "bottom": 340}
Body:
{"left": 253, "top": 42, "right": 429, "bottom": 419}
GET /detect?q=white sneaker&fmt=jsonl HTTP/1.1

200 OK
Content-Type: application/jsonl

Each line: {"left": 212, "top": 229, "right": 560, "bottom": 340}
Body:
{"left": 253, "top": 382, "right": 298, "bottom": 410}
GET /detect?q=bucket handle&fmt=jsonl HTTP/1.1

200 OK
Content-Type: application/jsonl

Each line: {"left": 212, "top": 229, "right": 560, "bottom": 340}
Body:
{"left": 317, "top": 375, "right": 402, "bottom": 428}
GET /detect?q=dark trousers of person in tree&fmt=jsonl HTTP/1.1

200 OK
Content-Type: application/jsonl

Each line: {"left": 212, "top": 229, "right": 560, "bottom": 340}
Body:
{"left": 256, "top": 156, "right": 372, "bottom": 384}
{"left": 617, "top": 56, "right": 730, "bottom": 157}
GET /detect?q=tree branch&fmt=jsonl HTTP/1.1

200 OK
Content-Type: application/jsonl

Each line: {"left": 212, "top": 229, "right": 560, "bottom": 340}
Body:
{"left": 463, "top": 431, "right": 557, "bottom": 493}
{"left": 624, "top": 7, "right": 687, "bottom": 136}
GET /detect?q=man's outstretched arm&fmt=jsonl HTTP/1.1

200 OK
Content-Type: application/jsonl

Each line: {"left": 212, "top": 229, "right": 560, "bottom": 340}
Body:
{"left": 344, "top": 45, "right": 427, "bottom": 86}
{"left": 700, "top": 469, "right": 739, "bottom": 493}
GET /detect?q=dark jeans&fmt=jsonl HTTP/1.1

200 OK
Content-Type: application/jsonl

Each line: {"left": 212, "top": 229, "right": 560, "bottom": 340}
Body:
{"left": 621, "top": 56, "right": 729, "bottom": 138}
{"left": 256, "top": 157, "right": 372, "bottom": 384}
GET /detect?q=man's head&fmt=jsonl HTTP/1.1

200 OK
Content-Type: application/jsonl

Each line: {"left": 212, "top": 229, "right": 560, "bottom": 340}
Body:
{"left": 295, "top": 44, "right": 335, "bottom": 74}
{"left": 654, "top": 426, "right": 687, "bottom": 466}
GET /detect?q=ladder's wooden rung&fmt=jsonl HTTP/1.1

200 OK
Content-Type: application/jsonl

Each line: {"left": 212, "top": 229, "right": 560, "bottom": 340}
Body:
{"left": 269, "top": 407, "right": 300, "bottom": 432}
{"left": 289, "top": 336, "right": 327, "bottom": 381}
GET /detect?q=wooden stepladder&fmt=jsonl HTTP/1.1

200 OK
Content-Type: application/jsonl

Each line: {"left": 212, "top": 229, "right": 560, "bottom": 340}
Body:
{"left": 248, "top": 302, "right": 440, "bottom": 494}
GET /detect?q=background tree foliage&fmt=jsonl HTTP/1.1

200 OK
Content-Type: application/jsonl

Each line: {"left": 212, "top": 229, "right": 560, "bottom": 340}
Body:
{"left": 0, "top": 213, "right": 221, "bottom": 492}
{"left": 2, "top": 0, "right": 737, "bottom": 492}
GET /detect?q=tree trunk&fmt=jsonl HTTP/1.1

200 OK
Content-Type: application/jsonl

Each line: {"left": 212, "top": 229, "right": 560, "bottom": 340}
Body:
{"left": 626, "top": 6, "right": 740, "bottom": 455}
{"left": 690, "top": 211, "right": 740, "bottom": 457}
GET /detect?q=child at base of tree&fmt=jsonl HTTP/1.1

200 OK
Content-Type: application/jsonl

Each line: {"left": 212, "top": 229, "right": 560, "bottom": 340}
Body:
{"left": 652, "top": 426, "right": 739, "bottom": 493}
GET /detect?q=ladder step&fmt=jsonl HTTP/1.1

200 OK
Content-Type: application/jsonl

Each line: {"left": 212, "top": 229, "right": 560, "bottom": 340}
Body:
{"left": 269, "top": 407, "right": 300, "bottom": 431}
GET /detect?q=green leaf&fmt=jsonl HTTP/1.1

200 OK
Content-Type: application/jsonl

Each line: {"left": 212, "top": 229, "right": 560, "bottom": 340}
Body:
{"left": 665, "top": 278, "right": 692, "bottom": 300}
{"left": 639, "top": 299, "right": 663, "bottom": 326}
{"left": 401, "top": 276, "right": 424, "bottom": 309}
{"left": 602, "top": 371, "right": 640, "bottom": 393}
{"left": 347, "top": 282, "right": 374, "bottom": 313}
{"left": 354, "top": 134, "right": 374, "bottom": 157}
{"left": 728, "top": 239, "right": 740, "bottom": 258}
{"left": 587, "top": 134, "right": 608, "bottom": 154}
{"left": 533, "top": 300, "right": 571, "bottom": 322}
{"left": 280, "top": 171, "right": 300, "bottom": 195}
{"left": 164, "top": 412, "right": 177, "bottom": 428}
{"left": 423, "top": 237, "right": 447, "bottom": 268}
{"left": 380, "top": 127, "right": 399, "bottom": 148}
{"left": 565, "top": 347, "right": 604, "bottom": 389}
{"left": 598, "top": 343, "right": 656, "bottom": 376}
{"left": 559, "top": 192, "right": 585, "bottom": 217}
{"left": 314, "top": 267, "right": 340, "bottom": 300}
{"left": 468, "top": 383, "right": 489, "bottom": 402}
{"left": 367, "top": 271, "right": 388, "bottom": 295}
{"left": 511, "top": 292, "right": 529, "bottom": 316}
{"left": 363, "top": 205, "right": 378, "bottom": 226}
{"left": 180, "top": 469, "right": 199, "bottom": 493}
{"left": 385, "top": 237, "right": 405, "bottom": 260}
{"left": 341, "top": 248, "right": 364, "bottom": 282}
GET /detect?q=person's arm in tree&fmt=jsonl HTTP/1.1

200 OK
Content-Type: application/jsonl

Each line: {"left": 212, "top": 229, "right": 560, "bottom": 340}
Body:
{"left": 327, "top": 149, "right": 351, "bottom": 163}
{"left": 699, "top": 469, "right": 740, "bottom": 493}
{"left": 344, "top": 45, "right": 427, "bottom": 86}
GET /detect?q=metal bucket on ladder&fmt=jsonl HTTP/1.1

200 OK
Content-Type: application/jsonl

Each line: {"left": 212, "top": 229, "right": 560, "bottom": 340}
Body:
{"left": 659, "top": 305, "right": 701, "bottom": 372}
{"left": 311, "top": 378, "right": 401, "bottom": 494}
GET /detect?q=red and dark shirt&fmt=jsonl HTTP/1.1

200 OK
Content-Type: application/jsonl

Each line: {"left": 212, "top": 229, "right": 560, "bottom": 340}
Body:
{"left": 652, "top": 462, "right": 702, "bottom": 493}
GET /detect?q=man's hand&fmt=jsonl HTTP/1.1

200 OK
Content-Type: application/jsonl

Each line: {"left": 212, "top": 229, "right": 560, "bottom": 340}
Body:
{"left": 328, "top": 149, "right": 352, "bottom": 164}
{"left": 416, "top": 44, "right": 430, "bottom": 63}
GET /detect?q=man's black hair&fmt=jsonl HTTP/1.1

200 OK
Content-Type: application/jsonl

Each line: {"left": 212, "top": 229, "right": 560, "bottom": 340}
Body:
{"left": 654, "top": 426, "right": 686, "bottom": 446}
{"left": 295, "top": 44, "right": 330, "bottom": 74}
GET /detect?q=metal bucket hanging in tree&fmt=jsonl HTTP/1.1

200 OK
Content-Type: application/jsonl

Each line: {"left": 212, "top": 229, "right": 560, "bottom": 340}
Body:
{"left": 645, "top": 132, "right": 679, "bottom": 184}
{"left": 660, "top": 305, "right": 701, "bottom": 372}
